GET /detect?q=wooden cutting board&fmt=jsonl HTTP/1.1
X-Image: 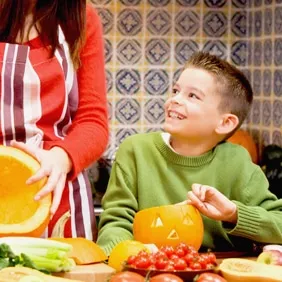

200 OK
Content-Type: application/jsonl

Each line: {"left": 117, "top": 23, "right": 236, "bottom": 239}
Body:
{"left": 54, "top": 263, "right": 116, "bottom": 282}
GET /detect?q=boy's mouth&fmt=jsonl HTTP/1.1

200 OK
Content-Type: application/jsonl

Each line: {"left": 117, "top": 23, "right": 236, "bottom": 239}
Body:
{"left": 168, "top": 110, "right": 186, "bottom": 120}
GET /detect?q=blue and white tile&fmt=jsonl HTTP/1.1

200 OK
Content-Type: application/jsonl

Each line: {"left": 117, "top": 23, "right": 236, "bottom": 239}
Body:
{"left": 144, "top": 98, "right": 166, "bottom": 124}
{"left": 148, "top": 0, "right": 170, "bottom": 7}
{"left": 274, "top": 38, "right": 282, "bottom": 66}
{"left": 176, "top": 0, "right": 199, "bottom": 6}
{"left": 203, "top": 11, "right": 227, "bottom": 37}
{"left": 96, "top": 8, "right": 114, "bottom": 34}
{"left": 145, "top": 39, "right": 170, "bottom": 65}
{"left": 202, "top": 40, "right": 227, "bottom": 59}
{"left": 273, "top": 100, "right": 282, "bottom": 128}
{"left": 115, "top": 98, "right": 141, "bottom": 124}
{"left": 115, "top": 128, "right": 138, "bottom": 148}
{"left": 175, "top": 40, "right": 199, "bottom": 64}
{"left": 254, "top": 11, "right": 262, "bottom": 37}
{"left": 272, "top": 131, "right": 282, "bottom": 147}
{"left": 231, "top": 11, "right": 247, "bottom": 37}
{"left": 262, "top": 100, "right": 271, "bottom": 126}
{"left": 117, "top": 8, "right": 142, "bottom": 35}
{"left": 116, "top": 69, "right": 141, "bottom": 95}
{"left": 274, "top": 7, "right": 282, "bottom": 34}
{"left": 117, "top": 39, "right": 142, "bottom": 65}
{"left": 274, "top": 70, "right": 282, "bottom": 97}
{"left": 251, "top": 100, "right": 261, "bottom": 125}
{"left": 263, "top": 39, "right": 273, "bottom": 66}
{"left": 231, "top": 0, "right": 249, "bottom": 7}
{"left": 120, "top": 0, "right": 141, "bottom": 5}
{"left": 144, "top": 69, "right": 169, "bottom": 95}
{"left": 231, "top": 40, "right": 251, "bottom": 66}
{"left": 175, "top": 10, "right": 200, "bottom": 36}
{"left": 253, "top": 41, "right": 262, "bottom": 66}
{"left": 263, "top": 69, "right": 272, "bottom": 97}
{"left": 264, "top": 8, "right": 273, "bottom": 35}
{"left": 204, "top": 0, "right": 227, "bottom": 7}
{"left": 147, "top": 9, "right": 171, "bottom": 35}
{"left": 253, "top": 69, "right": 262, "bottom": 96}
{"left": 104, "top": 38, "right": 113, "bottom": 64}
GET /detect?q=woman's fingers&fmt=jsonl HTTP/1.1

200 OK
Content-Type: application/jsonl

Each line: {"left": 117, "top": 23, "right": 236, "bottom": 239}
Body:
{"left": 50, "top": 174, "right": 66, "bottom": 215}
{"left": 10, "top": 140, "right": 37, "bottom": 159}
{"left": 187, "top": 191, "right": 206, "bottom": 211}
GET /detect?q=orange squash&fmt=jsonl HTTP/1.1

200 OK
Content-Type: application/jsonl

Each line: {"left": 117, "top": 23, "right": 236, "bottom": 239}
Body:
{"left": 50, "top": 237, "right": 107, "bottom": 265}
{"left": 133, "top": 204, "right": 203, "bottom": 250}
{"left": 227, "top": 130, "right": 258, "bottom": 164}
{"left": 0, "top": 145, "right": 50, "bottom": 237}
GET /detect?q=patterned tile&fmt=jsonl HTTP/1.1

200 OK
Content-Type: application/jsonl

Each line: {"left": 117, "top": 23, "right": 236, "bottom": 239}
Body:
{"left": 262, "top": 100, "right": 272, "bottom": 126}
{"left": 253, "top": 41, "right": 262, "bottom": 66}
{"left": 145, "top": 39, "right": 170, "bottom": 65}
{"left": 106, "top": 70, "right": 113, "bottom": 93}
{"left": 232, "top": 0, "right": 249, "bottom": 8}
{"left": 148, "top": 0, "right": 170, "bottom": 7}
{"left": 96, "top": 8, "right": 114, "bottom": 34}
{"left": 263, "top": 69, "right": 272, "bottom": 96}
{"left": 175, "top": 10, "right": 200, "bottom": 36}
{"left": 115, "top": 128, "right": 138, "bottom": 148}
{"left": 231, "top": 11, "right": 247, "bottom": 37}
{"left": 264, "top": 8, "right": 273, "bottom": 35}
{"left": 231, "top": 40, "right": 250, "bottom": 66}
{"left": 264, "top": 39, "right": 273, "bottom": 66}
{"left": 104, "top": 38, "right": 113, "bottom": 63}
{"left": 117, "top": 39, "right": 142, "bottom": 64}
{"left": 274, "top": 38, "right": 282, "bottom": 66}
{"left": 176, "top": 0, "right": 199, "bottom": 6}
{"left": 204, "top": 0, "right": 227, "bottom": 7}
{"left": 254, "top": 11, "right": 262, "bottom": 37}
{"left": 115, "top": 98, "right": 141, "bottom": 124}
{"left": 273, "top": 100, "right": 282, "bottom": 127}
{"left": 274, "top": 7, "right": 282, "bottom": 34}
{"left": 144, "top": 98, "right": 165, "bottom": 124}
{"left": 147, "top": 9, "right": 171, "bottom": 35}
{"left": 273, "top": 131, "right": 282, "bottom": 147}
{"left": 120, "top": 0, "right": 141, "bottom": 5}
{"left": 175, "top": 40, "right": 199, "bottom": 64}
{"left": 274, "top": 70, "right": 282, "bottom": 97}
{"left": 117, "top": 8, "right": 142, "bottom": 35}
{"left": 144, "top": 69, "right": 169, "bottom": 95}
{"left": 203, "top": 11, "right": 227, "bottom": 37}
{"left": 253, "top": 69, "right": 262, "bottom": 96}
{"left": 202, "top": 40, "right": 227, "bottom": 59}
{"left": 116, "top": 69, "right": 141, "bottom": 95}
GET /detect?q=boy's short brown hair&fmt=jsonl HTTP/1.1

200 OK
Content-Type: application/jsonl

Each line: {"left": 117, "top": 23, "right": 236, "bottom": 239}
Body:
{"left": 185, "top": 52, "right": 253, "bottom": 133}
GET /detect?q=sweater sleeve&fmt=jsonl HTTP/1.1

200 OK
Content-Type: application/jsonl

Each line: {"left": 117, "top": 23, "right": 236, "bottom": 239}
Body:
{"left": 226, "top": 167, "right": 282, "bottom": 244}
{"left": 96, "top": 142, "right": 138, "bottom": 256}
{"left": 45, "top": 5, "right": 109, "bottom": 180}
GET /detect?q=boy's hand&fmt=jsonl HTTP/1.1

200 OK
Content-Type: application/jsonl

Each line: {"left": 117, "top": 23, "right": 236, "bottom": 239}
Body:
{"left": 186, "top": 184, "right": 238, "bottom": 224}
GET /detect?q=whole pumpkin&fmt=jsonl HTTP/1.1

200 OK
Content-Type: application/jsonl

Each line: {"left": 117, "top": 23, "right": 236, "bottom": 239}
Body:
{"left": 133, "top": 204, "right": 203, "bottom": 250}
{"left": 0, "top": 145, "right": 50, "bottom": 237}
{"left": 227, "top": 130, "right": 258, "bottom": 164}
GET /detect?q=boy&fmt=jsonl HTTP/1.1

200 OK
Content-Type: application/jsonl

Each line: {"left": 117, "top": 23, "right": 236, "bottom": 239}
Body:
{"left": 97, "top": 52, "right": 282, "bottom": 256}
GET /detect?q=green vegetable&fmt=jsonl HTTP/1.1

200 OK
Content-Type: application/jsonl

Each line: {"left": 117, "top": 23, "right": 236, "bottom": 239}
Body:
{"left": 0, "top": 237, "right": 75, "bottom": 273}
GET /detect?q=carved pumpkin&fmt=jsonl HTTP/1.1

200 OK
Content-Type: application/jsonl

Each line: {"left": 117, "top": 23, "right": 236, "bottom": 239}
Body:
{"left": 133, "top": 204, "right": 203, "bottom": 250}
{"left": 227, "top": 130, "right": 258, "bottom": 164}
{"left": 0, "top": 146, "right": 50, "bottom": 237}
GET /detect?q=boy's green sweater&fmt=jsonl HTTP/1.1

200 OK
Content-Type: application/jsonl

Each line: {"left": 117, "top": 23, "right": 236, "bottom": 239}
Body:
{"left": 97, "top": 132, "right": 282, "bottom": 255}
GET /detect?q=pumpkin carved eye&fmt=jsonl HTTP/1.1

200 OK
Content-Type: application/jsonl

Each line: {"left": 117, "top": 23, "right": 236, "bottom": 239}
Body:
{"left": 133, "top": 204, "right": 204, "bottom": 250}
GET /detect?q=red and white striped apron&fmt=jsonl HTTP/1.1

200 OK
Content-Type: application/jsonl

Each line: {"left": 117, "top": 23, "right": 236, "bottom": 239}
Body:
{"left": 0, "top": 28, "right": 97, "bottom": 241}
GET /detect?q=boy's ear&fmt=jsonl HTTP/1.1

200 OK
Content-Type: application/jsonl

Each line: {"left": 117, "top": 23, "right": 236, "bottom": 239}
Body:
{"left": 215, "top": 113, "right": 239, "bottom": 135}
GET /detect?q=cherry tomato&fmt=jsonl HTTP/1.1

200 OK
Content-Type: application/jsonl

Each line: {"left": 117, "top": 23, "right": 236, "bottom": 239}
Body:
{"left": 175, "top": 242, "right": 190, "bottom": 255}
{"left": 174, "top": 247, "right": 186, "bottom": 258}
{"left": 134, "top": 256, "right": 151, "bottom": 269}
{"left": 172, "top": 258, "right": 187, "bottom": 270}
{"left": 127, "top": 255, "right": 137, "bottom": 265}
{"left": 183, "top": 253, "right": 194, "bottom": 265}
{"left": 160, "top": 246, "right": 175, "bottom": 258}
{"left": 150, "top": 273, "right": 184, "bottom": 282}
{"left": 109, "top": 271, "right": 145, "bottom": 282}
{"left": 155, "top": 257, "right": 169, "bottom": 270}
{"left": 154, "top": 251, "right": 168, "bottom": 260}
{"left": 196, "top": 273, "right": 227, "bottom": 282}
{"left": 207, "top": 253, "right": 217, "bottom": 264}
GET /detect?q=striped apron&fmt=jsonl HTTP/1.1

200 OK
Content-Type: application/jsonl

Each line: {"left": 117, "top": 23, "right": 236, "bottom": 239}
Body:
{"left": 0, "top": 28, "right": 97, "bottom": 241}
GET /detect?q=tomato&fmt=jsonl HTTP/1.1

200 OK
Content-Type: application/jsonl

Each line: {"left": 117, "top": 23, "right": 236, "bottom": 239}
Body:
{"left": 134, "top": 256, "right": 151, "bottom": 269}
{"left": 150, "top": 273, "right": 184, "bottom": 282}
{"left": 109, "top": 271, "right": 145, "bottom": 282}
{"left": 160, "top": 246, "right": 175, "bottom": 258}
{"left": 155, "top": 257, "right": 169, "bottom": 270}
{"left": 196, "top": 273, "right": 227, "bottom": 282}
{"left": 127, "top": 255, "right": 137, "bottom": 265}
{"left": 172, "top": 258, "right": 187, "bottom": 270}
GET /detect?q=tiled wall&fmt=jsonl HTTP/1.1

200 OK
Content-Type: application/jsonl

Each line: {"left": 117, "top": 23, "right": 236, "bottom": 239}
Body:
{"left": 91, "top": 0, "right": 282, "bottom": 160}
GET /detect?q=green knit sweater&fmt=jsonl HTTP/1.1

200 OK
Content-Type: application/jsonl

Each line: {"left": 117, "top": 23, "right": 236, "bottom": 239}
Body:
{"left": 97, "top": 132, "right": 282, "bottom": 255}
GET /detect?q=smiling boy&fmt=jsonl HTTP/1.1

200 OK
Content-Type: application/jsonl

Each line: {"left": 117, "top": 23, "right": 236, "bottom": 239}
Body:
{"left": 97, "top": 52, "right": 282, "bottom": 256}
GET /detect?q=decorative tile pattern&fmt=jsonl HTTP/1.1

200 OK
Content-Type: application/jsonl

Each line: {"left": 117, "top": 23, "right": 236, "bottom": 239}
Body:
{"left": 91, "top": 0, "right": 282, "bottom": 158}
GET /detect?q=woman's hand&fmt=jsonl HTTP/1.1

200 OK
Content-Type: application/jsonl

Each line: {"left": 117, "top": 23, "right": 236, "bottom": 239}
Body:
{"left": 186, "top": 184, "right": 238, "bottom": 224}
{"left": 11, "top": 140, "right": 73, "bottom": 216}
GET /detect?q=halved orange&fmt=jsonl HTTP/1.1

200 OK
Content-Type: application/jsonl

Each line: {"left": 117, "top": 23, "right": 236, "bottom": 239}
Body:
{"left": 0, "top": 145, "right": 51, "bottom": 237}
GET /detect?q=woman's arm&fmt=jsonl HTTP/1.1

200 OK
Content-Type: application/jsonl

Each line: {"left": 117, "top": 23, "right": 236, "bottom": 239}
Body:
{"left": 45, "top": 5, "right": 109, "bottom": 180}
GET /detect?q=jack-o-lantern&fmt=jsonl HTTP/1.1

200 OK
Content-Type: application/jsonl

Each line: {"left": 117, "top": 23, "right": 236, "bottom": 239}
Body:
{"left": 227, "top": 130, "right": 258, "bottom": 164}
{"left": 133, "top": 204, "right": 203, "bottom": 250}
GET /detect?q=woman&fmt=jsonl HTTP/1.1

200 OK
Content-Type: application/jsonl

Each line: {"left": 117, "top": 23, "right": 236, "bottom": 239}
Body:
{"left": 0, "top": 0, "right": 108, "bottom": 240}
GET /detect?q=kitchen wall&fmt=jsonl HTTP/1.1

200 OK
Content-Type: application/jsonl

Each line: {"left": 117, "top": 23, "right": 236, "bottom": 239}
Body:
{"left": 90, "top": 0, "right": 282, "bottom": 160}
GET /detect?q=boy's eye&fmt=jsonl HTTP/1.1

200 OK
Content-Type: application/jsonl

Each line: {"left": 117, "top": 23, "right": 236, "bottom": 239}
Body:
{"left": 172, "top": 88, "right": 179, "bottom": 96}
{"left": 188, "top": 93, "right": 199, "bottom": 99}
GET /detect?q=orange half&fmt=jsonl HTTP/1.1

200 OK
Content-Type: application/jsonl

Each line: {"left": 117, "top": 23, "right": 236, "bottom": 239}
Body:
{"left": 0, "top": 145, "right": 51, "bottom": 237}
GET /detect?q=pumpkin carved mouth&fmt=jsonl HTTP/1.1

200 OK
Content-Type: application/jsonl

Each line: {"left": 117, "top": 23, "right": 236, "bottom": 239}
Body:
{"left": 0, "top": 146, "right": 51, "bottom": 237}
